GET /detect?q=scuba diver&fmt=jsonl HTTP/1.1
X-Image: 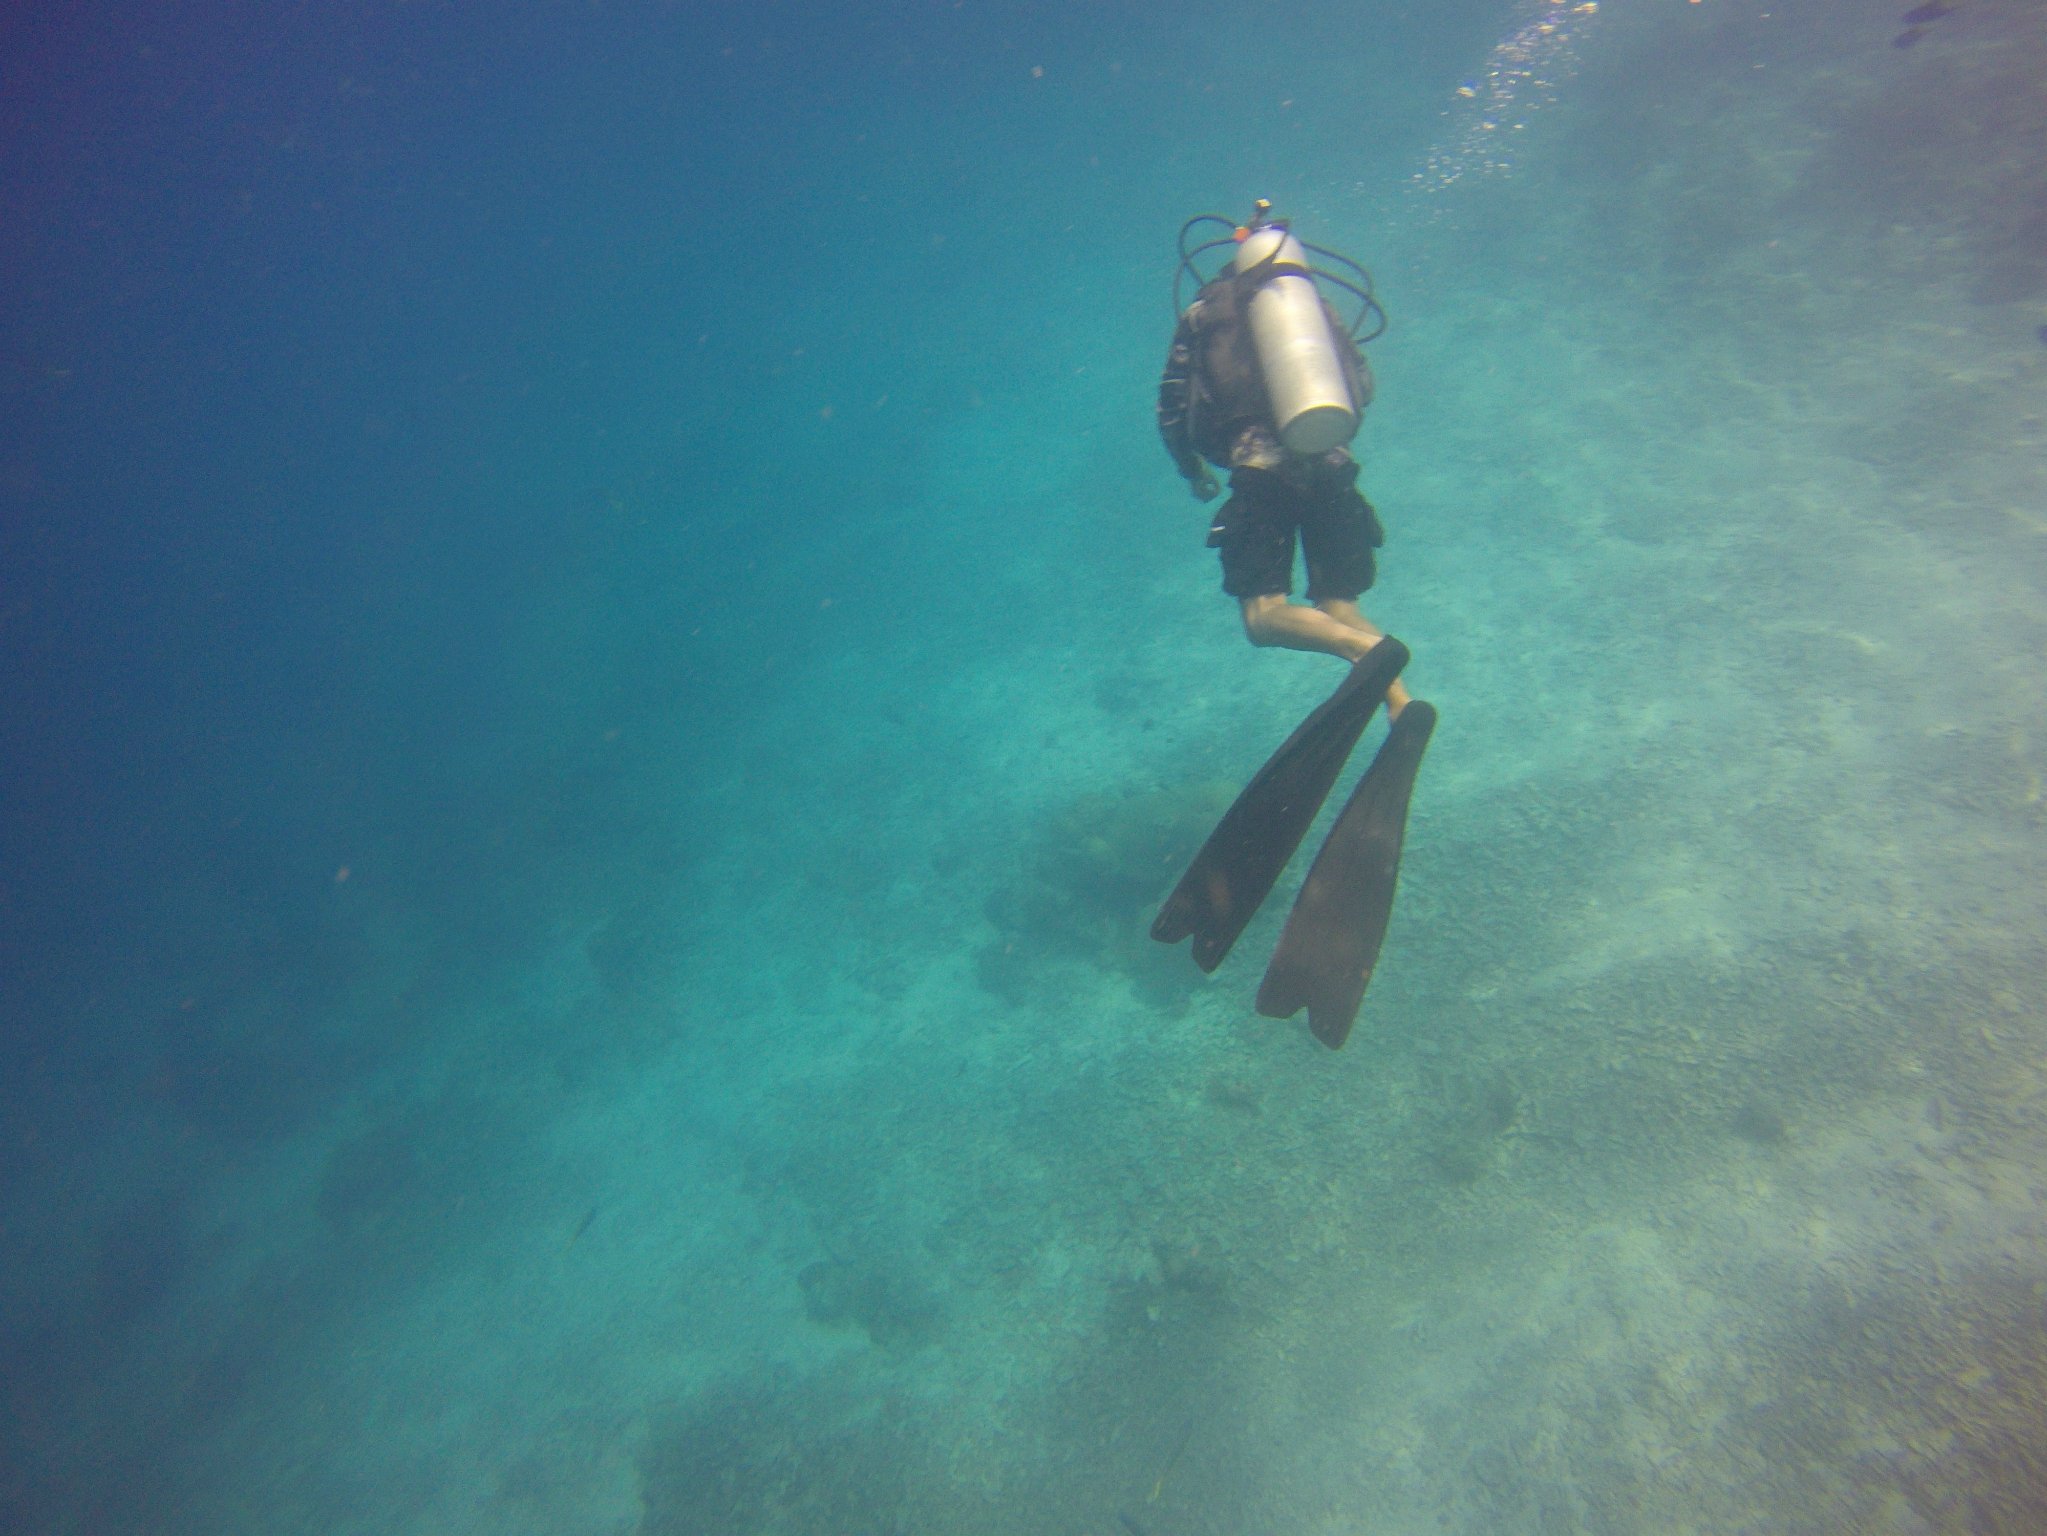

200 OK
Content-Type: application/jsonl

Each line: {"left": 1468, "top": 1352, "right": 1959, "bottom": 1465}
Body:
{"left": 1150, "top": 201, "right": 1436, "bottom": 1050}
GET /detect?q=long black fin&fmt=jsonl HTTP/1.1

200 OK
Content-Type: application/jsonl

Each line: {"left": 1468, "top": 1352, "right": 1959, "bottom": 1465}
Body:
{"left": 1256, "top": 699, "right": 1436, "bottom": 1047}
{"left": 1152, "top": 639, "right": 1407, "bottom": 973}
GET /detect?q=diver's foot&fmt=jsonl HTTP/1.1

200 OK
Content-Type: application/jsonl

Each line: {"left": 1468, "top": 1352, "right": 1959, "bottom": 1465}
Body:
{"left": 1346, "top": 632, "right": 1390, "bottom": 667}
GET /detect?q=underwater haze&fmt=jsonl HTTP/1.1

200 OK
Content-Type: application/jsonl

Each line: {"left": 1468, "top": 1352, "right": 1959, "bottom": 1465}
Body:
{"left": 5, "top": 0, "right": 2047, "bottom": 1531}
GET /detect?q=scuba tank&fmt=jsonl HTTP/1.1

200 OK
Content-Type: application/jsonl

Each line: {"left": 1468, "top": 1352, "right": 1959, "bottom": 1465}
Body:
{"left": 1176, "top": 201, "right": 1388, "bottom": 457}
{"left": 1233, "top": 223, "right": 1356, "bottom": 454}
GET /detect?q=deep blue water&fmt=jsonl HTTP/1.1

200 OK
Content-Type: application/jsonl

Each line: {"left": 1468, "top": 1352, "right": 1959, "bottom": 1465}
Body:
{"left": 5, "top": 2, "right": 2046, "bottom": 1532}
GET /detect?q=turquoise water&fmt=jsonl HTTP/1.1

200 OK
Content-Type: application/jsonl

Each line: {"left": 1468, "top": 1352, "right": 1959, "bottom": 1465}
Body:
{"left": 3, "top": 1, "right": 2044, "bottom": 1531}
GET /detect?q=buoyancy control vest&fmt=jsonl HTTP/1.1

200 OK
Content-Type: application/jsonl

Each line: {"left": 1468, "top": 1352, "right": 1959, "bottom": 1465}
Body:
{"left": 1183, "top": 266, "right": 1372, "bottom": 466}
{"left": 1175, "top": 203, "right": 1386, "bottom": 464}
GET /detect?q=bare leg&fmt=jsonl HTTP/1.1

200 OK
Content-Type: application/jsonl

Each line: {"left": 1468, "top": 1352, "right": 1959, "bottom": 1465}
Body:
{"left": 1240, "top": 595, "right": 1415, "bottom": 716}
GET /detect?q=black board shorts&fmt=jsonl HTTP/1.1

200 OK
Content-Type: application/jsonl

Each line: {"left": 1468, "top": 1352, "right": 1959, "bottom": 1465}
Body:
{"left": 1207, "top": 462, "right": 1385, "bottom": 603}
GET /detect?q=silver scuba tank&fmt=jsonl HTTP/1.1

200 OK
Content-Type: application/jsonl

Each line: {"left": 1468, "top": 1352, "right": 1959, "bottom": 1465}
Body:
{"left": 1231, "top": 224, "right": 1359, "bottom": 455}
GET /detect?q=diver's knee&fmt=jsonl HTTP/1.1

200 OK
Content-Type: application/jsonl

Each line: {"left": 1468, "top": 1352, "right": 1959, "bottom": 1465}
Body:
{"left": 1240, "top": 597, "right": 1286, "bottom": 647}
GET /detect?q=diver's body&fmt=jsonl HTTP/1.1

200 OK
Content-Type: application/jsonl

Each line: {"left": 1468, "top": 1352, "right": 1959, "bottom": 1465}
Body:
{"left": 1149, "top": 204, "right": 1434, "bottom": 1049}
{"left": 1156, "top": 251, "right": 1413, "bottom": 716}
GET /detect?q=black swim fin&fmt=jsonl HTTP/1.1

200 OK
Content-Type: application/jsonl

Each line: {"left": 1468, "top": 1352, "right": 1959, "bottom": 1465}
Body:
{"left": 1152, "top": 638, "right": 1408, "bottom": 973}
{"left": 1257, "top": 699, "right": 1436, "bottom": 1049}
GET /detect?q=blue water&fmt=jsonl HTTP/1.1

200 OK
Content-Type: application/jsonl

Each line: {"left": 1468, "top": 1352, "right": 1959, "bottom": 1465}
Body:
{"left": 5, "top": 1, "right": 2045, "bottom": 1531}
